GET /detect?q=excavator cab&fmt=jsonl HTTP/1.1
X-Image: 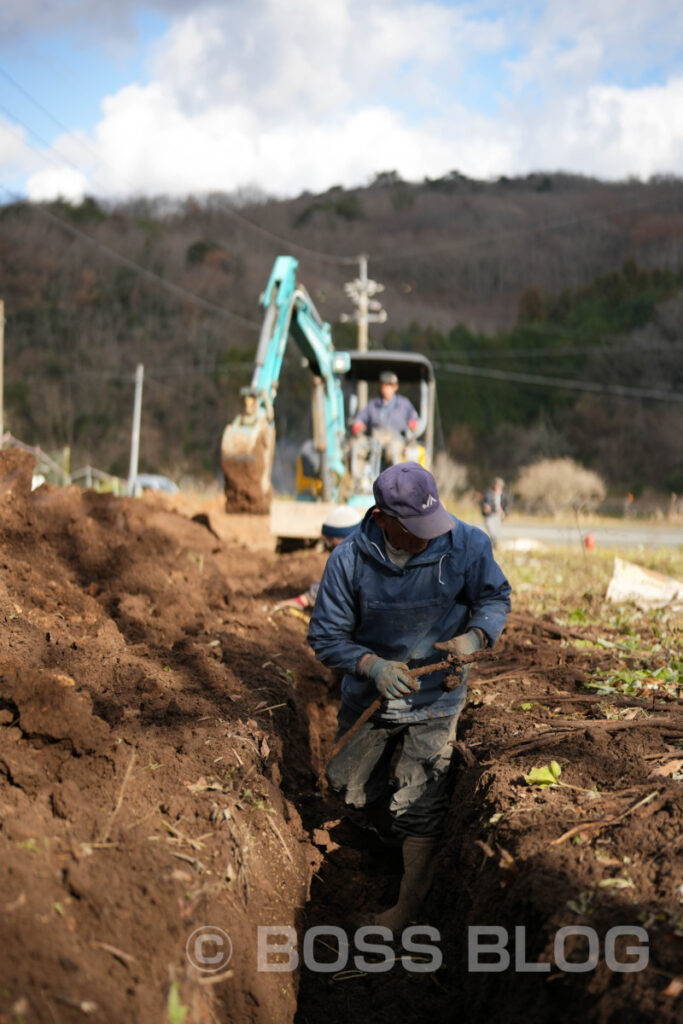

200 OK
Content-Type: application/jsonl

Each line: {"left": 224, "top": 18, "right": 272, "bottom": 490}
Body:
{"left": 343, "top": 351, "right": 436, "bottom": 498}
{"left": 221, "top": 255, "right": 438, "bottom": 544}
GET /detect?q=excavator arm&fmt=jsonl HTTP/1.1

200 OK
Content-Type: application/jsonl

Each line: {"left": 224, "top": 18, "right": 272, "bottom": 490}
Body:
{"left": 221, "top": 256, "right": 350, "bottom": 513}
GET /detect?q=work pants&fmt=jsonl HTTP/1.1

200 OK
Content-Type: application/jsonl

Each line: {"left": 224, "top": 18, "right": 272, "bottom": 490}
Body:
{"left": 326, "top": 697, "right": 466, "bottom": 838}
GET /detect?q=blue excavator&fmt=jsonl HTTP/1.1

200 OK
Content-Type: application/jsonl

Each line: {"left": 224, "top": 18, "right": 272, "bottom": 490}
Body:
{"left": 220, "top": 255, "right": 436, "bottom": 538}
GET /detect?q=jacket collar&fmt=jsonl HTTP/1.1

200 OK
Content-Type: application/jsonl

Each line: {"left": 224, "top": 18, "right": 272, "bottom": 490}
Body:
{"left": 355, "top": 507, "right": 458, "bottom": 567}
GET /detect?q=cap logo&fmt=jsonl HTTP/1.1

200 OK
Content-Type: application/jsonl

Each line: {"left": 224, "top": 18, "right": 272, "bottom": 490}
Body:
{"left": 422, "top": 494, "right": 437, "bottom": 509}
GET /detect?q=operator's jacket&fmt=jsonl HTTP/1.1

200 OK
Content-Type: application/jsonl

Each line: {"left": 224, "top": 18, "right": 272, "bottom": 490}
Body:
{"left": 354, "top": 394, "right": 418, "bottom": 436}
{"left": 307, "top": 510, "right": 511, "bottom": 724}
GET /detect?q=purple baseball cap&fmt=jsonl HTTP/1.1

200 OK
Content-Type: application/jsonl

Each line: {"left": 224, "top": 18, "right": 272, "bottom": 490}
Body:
{"left": 373, "top": 463, "right": 453, "bottom": 540}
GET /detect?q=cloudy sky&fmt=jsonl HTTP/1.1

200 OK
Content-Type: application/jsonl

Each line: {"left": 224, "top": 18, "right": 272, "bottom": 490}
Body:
{"left": 1, "top": 0, "right": 682, "bottom": 203}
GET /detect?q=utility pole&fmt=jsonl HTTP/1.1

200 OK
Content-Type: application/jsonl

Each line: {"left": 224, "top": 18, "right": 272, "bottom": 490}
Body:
{"left": 341, "top": 255, "right": 387, "bottom": 409}
{"left": 127, "top": 363, "right": 144, "bottom": 496}
{"left": 0, "top": 299, "right": 4, "bottom": 445}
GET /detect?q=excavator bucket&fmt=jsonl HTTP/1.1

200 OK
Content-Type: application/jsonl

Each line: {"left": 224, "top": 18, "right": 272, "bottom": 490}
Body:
{"left": 221, "top": 407, "right": 275, "bottom": 515}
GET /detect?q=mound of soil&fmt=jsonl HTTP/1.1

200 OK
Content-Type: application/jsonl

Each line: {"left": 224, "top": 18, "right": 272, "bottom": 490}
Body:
{"left": 0, "top": 448, "right": 681, "bottom": 1024}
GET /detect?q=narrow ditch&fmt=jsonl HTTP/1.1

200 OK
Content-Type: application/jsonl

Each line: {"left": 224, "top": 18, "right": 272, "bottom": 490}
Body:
{"left": 279, "top": 615, "right": 682, "bottom": 1024}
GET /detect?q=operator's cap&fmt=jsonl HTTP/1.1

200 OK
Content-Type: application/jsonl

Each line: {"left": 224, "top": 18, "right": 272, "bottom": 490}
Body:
{"left": 322, "top": 505, "right": 363, "bottom": 539}
{"left": 379, "top": 370, "right": 399, "bottom": 386}
{"left": 373, "top": 463, "right": 453, "bottom": 540}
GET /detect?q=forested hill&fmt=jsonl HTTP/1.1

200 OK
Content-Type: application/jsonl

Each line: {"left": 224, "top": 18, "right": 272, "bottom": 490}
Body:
{"left": 0, "top": 171, "right": 682, "bottom": 493}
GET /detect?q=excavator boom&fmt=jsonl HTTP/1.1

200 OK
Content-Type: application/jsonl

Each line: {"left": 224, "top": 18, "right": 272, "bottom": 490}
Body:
{"left": 221, "top": 256, "right": 437, "bottom": 536}
{"left": 221, "top": 256, "right": 349, "bottom": 513}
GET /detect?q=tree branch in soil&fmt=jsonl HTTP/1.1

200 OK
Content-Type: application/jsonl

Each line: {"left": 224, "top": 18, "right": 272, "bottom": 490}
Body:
{"left": 550, "top": 788, "right": 661, "bottom": 845}
{"left": 493, "top": 717, "right": 683, "bottom": 757}
{"left": 98, "top": 750, "right": 136, "bottom": 844}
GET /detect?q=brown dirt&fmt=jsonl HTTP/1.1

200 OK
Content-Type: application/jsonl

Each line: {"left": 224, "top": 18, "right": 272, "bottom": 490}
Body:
{"left": 221, "top": 422, "right": 275, "bottom": 514}
{"left": 0, "top": 448, "right": 681, "bottom": 1024}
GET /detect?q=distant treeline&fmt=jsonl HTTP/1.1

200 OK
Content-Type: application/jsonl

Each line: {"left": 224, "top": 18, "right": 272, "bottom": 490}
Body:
{"left": 0, "top": 173, "right": 681, "bottom": 492}
{"left": 383, "top": 262, "right": 683, "bottom": 492}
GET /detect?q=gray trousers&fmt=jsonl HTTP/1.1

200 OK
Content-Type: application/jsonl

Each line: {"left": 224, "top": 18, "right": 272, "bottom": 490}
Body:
{"left": 326, "top": 696, "right": 466, "bottom": 838}
{"left": 483, "top": 511, "right": 502, "bottom": 549}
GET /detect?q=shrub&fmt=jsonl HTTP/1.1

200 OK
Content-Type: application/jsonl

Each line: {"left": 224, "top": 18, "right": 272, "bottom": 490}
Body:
{"left": 514, "top": 458, "right": 606, "bottom": 514}
{"left": 432, "top": 452, "right": 468, "bottom": 501}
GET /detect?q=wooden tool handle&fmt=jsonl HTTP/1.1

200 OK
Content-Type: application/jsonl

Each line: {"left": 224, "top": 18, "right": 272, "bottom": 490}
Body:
{"left": 329, "top": 649, "right": 497, "bottom": 761}
{"left": 329, "top": 697, "right": 382, "bottom": 760}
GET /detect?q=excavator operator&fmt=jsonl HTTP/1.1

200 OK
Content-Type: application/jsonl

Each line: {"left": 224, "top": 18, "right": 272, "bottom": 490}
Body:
{"left": 351, "top": 371, "right": 419, "bottom": 468}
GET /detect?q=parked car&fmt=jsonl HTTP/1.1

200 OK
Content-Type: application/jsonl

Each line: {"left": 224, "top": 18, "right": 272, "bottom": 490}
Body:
{"left": 131, "top": 474, "right": 179, "bottom": 496}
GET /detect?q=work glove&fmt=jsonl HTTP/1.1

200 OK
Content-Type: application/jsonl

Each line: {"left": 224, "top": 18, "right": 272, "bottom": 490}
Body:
{"left": 447, "top": 629, "right": 484, "bottom": 656}
{"left": 351, "top": 421, "right": 364, "bottom": 436}
{"left": 359, "top": 654, "right": 417, "bottom": 700}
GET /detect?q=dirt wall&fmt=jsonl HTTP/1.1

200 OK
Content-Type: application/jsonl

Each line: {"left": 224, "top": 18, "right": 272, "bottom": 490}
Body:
{"left": 0, "top": 449, "right": 681, "bottom": 1024}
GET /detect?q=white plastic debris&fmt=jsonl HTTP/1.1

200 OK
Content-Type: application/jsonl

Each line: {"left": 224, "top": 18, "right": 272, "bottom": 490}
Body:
{"left": 606, "top": 557, "right": 683, "bottom": 610}
{"left": 501, "top": 538, "right": 546, "bottom": 552}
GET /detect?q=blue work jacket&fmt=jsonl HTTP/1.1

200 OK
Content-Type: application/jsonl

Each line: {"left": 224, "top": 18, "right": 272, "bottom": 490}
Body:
{"left": 307, "top": 510, "right": 511, "bottom": 722}
{"left": 354, "top": 394, "right": 418, "bottom": 435}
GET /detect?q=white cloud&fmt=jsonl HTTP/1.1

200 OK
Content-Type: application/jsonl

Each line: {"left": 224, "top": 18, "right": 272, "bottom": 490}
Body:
{"left": 26, "top": 165, "right": 87, "bottom": 202}
{"left": 87, "top": 82, "right": 514, "bottom": 197}
{"left": 497, "top": 73, "right": 683, "bottom": 180}
{"left": 150, "top": 0, "right": 500, "bottom": 122}
{"left": 2, "top": 1, "right": 682, "bottom": 201}
{"left": 56, "top": 0, "right": 514, "bottom": 197}
{"left": 0, "top": 117, "right": 30, "bottom": 168}
{"left": 507, "top": 0, "right": 683, "bottom": 90}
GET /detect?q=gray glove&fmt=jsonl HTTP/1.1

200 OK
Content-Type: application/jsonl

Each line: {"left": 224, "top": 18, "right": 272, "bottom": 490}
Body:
{"left": 448, "top": 629, "right": 484, "bottom": 656}
{"left": 359, "top": 654, "right": 416, "bottom": 700}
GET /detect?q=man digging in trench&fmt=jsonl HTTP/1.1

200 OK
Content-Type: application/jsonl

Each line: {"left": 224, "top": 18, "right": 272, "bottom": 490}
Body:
{"left": 308, "top": 463, "right": 511, "bottom": 929}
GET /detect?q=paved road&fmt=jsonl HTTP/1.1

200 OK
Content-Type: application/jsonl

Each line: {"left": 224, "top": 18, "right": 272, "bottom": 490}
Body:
{"left": 498, "top": 521, "right": 683, "bottom": 549}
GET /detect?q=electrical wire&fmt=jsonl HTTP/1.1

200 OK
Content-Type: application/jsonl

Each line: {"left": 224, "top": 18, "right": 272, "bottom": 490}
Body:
{"left": 432, "top": 360, "right": 683, "bottom": 403}
{"left": 5, "top": 65, "right": 682, "bottom": 276}
{"left": 0, "top": 183, "right": 261, "bottom": 331}
{"left": 0, "top": 101, "right": 260, "bottom": 329}
{"left": 0, "top": 65, "right": 102, "bottom": 165}
{"left": 426, "top": 340, "right": 683, "bottom": 360}
{"left": 211, "top": 199, "right": 358, "bottom": 266}
{"left": 2, "top": 70, "right": 683, "bottom": 346}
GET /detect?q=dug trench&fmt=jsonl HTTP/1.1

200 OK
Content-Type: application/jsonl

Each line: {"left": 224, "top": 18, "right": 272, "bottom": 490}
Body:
{"left": 0, "top": 449, "right": 680, "bottom": 1023}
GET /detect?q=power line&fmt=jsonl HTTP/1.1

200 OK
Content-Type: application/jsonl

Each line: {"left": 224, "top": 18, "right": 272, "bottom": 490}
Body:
{"left": 0, "top": 103, "right": 260, "bottom": 330}
{"left": 202, "top": 182, "right": 683, "bottom": 269}
{"left": 34, "top": 203, "right": 261, "bottom": 330}
{"left": 426, "top": 340, "right": 683, "bottom": 360}
{"left": 212, "top": 199, "right": 358, "bottom": 266}
{"left": 0, "top": 65, "right": 98, "bottom": 161}
{"left": 4, "top": 81, "right": 683, "bottom": 283}
{"left": 2, "top": 75, "right": 683, "bottom": 331}
{"left": 18, "top": 354, "right": 682, "bottom": 403}
{"left": 2, "top": 69, "right": 682, "bottom": 274}
{"left": 433, "top": 360, "right": 683, "bottom": 403}
{"left": 0, "top": 99, "right": 116, "bottom": 197}
{"left": 369, "top": 185, "right": 683, "bottom": 264}
{"left": 0, "top": 65, "right": 149, "bottom": 198}
{"left": 0, "top": 184, "right": 261, "bottom": 331}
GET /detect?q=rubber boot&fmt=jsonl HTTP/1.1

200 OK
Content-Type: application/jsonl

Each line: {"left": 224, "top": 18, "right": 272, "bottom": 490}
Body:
{"left": 373, "top": 835, "right": 438, "bottom": 932}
